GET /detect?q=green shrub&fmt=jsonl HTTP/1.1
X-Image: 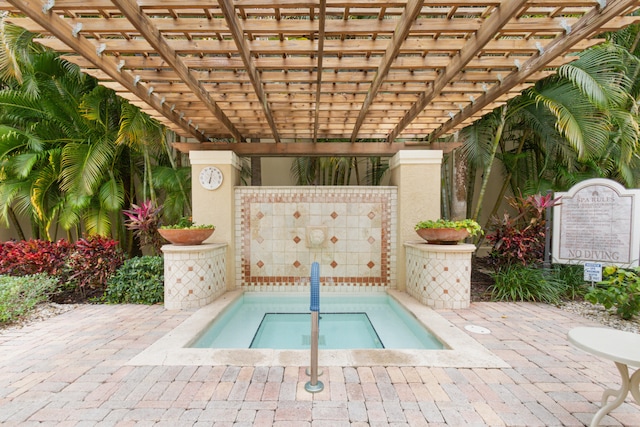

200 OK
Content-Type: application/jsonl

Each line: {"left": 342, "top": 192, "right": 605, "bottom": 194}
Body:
{"left": 102, "top": 256, "right": 164, "bottom": 304}
{"left": 0, "top": 274, "right": 59, "bottom": 324}
{"left": 586, "top": 266, "right": 640, "bottom": 320}
{"left": 552, "top": 264, "right": 589, "bottom": 300}
{"left": 490, "top": 264, "right": 567, "bottom": 304}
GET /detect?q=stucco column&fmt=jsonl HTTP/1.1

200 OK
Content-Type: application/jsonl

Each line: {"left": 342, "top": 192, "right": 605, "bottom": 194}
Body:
{"left": 389, "top": 150, "right": 443, "bottom": 290}
{"left": 189, "top": 150, "right": 241, "bottom": 290}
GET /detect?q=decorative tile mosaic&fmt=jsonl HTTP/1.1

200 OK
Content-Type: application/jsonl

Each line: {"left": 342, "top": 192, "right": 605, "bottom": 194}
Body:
{"left": 163, "top": 244, "right": 227, "bottom": 310}
{"left": 404, "top": 242, "right": 475, "bottom": 309}
{"left": 235, "top": 187, "right": 397, "bottom": 291}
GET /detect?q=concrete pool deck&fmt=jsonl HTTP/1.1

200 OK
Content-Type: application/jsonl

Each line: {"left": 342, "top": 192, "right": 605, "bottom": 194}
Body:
{"left": 1, "top": 299, "right": 639, "bottom": 426}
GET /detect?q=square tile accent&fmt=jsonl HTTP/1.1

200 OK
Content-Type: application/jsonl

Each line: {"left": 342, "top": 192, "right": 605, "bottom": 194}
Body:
{"left": 236, "top": 187, "right": 397, "bottom": 290}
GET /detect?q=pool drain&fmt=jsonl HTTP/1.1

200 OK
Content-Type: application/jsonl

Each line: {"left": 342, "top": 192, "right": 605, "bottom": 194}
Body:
{"left": 465, "top": 325, "right": 491, "bottom": 334}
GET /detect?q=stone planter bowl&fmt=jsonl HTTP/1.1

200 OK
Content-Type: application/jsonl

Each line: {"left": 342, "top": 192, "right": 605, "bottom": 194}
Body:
{"left": 416, "top": 228, "right": 469, "bottom": 245}
{"left": 158, "top": 228, "right": 215, "bottom": 246}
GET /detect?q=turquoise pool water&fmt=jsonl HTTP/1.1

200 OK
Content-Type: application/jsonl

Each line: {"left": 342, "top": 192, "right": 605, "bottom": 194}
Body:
{"left": 190, "top": 293, "right": 444, "bottom": 350}
{"left": 251, "top": 313, "right": 383, "bottom": 349}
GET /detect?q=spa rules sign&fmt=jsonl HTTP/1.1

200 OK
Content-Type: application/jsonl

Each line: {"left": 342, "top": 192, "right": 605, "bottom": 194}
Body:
{"left": 552, "top": 178, "right": 640, "bottom": 267}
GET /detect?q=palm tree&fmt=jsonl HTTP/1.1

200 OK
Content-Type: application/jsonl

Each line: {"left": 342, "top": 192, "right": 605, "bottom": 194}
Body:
{"left": 457, "top": 41, "right": 640, "bottom": 242}
{"left": 0, "top": 21, "right": 191, "bottom": 252}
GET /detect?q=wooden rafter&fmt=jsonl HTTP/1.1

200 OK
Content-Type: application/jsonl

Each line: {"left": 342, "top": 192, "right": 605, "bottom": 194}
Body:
{"left": 218, "top": 0, "right": 281, "bottom": 143}
{"left": 388, "top": 0, "right": 529, "bottom": 142}
{"left": 2, "top": 0, "right": 639, "bottom": 149}
{"left": 11, "top": 16, "right": 634, "bottom": 34}
{"left": 6, "top": 0, "right": 207, "bottom": 141}
{"left": 111, "top": 0, "right": 243, "bottom": 142}
{"left": 350, "top": 0, "right": 424, "bottom": 142}
{"left": 312, "top": 0, "right": 326, "bottom": 143}
{"left": 34, "top": 37, "right": 603, "bottom": 56}
{"left": 430, "top": 0, "right": 640, "bottom": 140}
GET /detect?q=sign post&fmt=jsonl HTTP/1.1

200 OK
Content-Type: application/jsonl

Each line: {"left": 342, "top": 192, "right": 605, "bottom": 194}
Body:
{"left": 584, "top": 262, "right": 603, "bottom": 286}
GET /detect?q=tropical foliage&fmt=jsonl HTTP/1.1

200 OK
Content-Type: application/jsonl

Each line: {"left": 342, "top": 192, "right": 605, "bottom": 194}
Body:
{"left": 586, "top": 266, "right": 640, "bottom": 320}
{"left": 0, "top": 236, "right": 124, "bottom": 299}
{"left": 489, "top": 264, "right": 567, "bottom": 304}
{"left": 0, "top": 21, "right": 190, "bottom": 254}
{"left": 0, "top": 238, "right": 70, "bottom": 276}
{"left": 123, "top": 200, "right": 163, "bottom": 255}
{"left": 486, "top": 193, "right": 560, "bottom": 268}
{"left": 63, "top": 235, "right": 125, "bottom": 295}
{"left": 291, "top": 155, "right": 388, "bottom": 185}
{"left": 450, "top": 40, "right": 640, "bottom": 229}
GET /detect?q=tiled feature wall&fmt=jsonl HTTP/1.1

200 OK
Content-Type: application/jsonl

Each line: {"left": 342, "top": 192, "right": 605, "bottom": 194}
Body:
{"left": 162, "top": 243, "right": 227, "bottom": 310}
{"left": 404, "top": 241, "right": 476, "bottom": 309}
{"left": 235, "top": 187, "right": 397, "bottom": 291}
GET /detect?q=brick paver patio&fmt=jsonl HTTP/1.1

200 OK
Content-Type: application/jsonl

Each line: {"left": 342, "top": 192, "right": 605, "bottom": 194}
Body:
{"left": 1, "top": 301, "right": 639, "bottom": 426}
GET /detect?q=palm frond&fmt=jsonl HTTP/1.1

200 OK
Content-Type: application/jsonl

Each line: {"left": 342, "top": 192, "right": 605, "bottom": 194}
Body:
{"left": 56, "top": 197, "right": 82, "bottom": 230}
{"left": 10, "top": 152, "right": 41, "bottom": 178}
{"left": 60, "top": 137, "right": 115, "bottom": 195}
{"left": 99, "top": 176, "right": 125, "bottom": 211}
{"left": 533, "top": 84, "right": 610, "bottom": 159}
{"left": 30, "top": 163, "right": 60, "bottom": 224}
{"left": 0, "top": 19, "right": 23, "bottom": 84}
{"left": 557, "top": 44, "right": 629, "bottom": 108}
{"left": 84, "top": 202, "right": 112, "bottom": 237}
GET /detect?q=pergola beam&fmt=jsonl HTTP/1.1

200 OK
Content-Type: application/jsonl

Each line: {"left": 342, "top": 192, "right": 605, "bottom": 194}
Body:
{"left": 54, "top": 54, "right": 577, "bottom": 70}
{"left": 173, "top": 141, "right": 461, "bottom": 156}
{"left": 312, "top": 0, "right": 326, "bottom": 143}
{"left": 430, "top": 0, "right": 640, "bottom": 140}
{"left": 35, "top": 37, "right": 603, "bottom": 56}
{"left": 4, "top": 0, "right": 638, "bottom": 144}
{"left": 110, "top": 0, "right": 243, "bottom": 142}
{"left": 6, "top": 0, "right": 207, "bottom": 142}
{"left": 64, "top": 60, "right": 557, "bottom": 84}
{"left": 218, "top": 0, "right": 281, "bottom": 143}
{"left": 0, "top": 0, "right": 609, "bottom": 9}
{"left": 9, "top": 16, "right": 624, "bottom": 34}
{"left": 349, "top": 0, "right": 424, "bottom": 142}
{"left": 387, "top": 0, "right": 528, "bottom": 142}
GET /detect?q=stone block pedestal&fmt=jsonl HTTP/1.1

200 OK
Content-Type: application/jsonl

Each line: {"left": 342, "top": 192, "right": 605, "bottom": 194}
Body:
{"left": 404, "top": 241, "right": 476, "bottom": 309}
{"left": 162, "top": 243, "right": 227, "bottom": 310}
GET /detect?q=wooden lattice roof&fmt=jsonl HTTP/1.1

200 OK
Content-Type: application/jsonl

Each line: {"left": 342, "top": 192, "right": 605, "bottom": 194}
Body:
{"left": 3, "top": 0, "right": 640, "bottom": 155}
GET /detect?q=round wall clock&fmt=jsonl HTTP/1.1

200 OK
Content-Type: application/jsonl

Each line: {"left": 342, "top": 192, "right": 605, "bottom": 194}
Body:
{"left": 199, "top": 166, "right": 224, "bottom": 190}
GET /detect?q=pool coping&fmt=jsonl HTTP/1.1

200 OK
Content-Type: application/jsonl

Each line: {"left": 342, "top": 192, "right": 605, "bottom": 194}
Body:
{"left": 128, "top": 289, "right": 509, "bottom": 368}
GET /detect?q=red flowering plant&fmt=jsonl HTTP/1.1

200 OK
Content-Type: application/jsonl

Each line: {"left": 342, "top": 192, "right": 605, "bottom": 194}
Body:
{"left": 487, "top": 192, "right": 561, "bottom": 268}
{"left": 0, "top": 239, "right": 71, "bottom": 276}
{"left": 64, "top": 235, "right": 125, "bottom": 296}
{"left": 123, "top": 200, "right": 163, "bottom": 255}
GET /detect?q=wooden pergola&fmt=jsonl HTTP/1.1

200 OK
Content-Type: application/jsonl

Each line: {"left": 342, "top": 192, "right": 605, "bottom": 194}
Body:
{"left": 3, "top": 0, "right": 640, "bottom": 156}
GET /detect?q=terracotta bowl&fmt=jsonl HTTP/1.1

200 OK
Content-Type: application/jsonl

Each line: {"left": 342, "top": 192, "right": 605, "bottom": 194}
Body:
{"left": 158, "top": 228, "right": 215, "bottom": 246}
{"left": 415, "top": 228, "right": 469, "bottom": 245}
